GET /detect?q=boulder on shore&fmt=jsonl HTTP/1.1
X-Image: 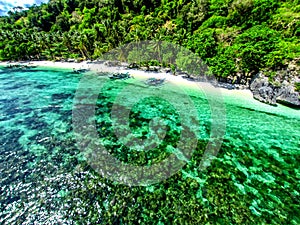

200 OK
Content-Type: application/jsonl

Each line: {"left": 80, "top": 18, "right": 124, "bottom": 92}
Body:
{"left": 250, "top": 68, "right": 300, "bottom": 107}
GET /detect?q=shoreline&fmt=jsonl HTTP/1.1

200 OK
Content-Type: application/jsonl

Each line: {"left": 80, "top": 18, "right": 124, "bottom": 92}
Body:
{"left": 1, "top": 60, "right": 299, "bottom": 112}
{"left": 0, "top": 60, "right": 264, "bottom": 105}
{"left": 0, "top": 60, "right": 89, "bottom": 70}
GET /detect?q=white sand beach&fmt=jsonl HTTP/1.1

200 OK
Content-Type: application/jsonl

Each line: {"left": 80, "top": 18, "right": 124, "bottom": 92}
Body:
{"left": 0, "top": 60, "right": 89, "bottom": 70}
{"left": 0, "top": 60, "right": 253, "bottom": 99}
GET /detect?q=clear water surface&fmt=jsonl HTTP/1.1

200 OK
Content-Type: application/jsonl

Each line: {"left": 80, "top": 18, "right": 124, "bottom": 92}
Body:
{"left": 0, "top": 67, "right": 299, "bottom": 224}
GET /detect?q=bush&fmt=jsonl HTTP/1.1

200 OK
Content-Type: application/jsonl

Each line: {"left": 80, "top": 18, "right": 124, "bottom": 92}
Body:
{"left": 208, "top": 46, "right": 237, "bottom": 78}
{"left": 187, "top": 28, "right": 218, "bottom": 60}
{"left": 200, "top": 15, "right": 228, "bottom": 29}
{"left": 295, "top": 82, "right": 300, "bottom": 92}
{"left": 233, "top": 25, "right": 281, "bottom": 74}
{"left": 228, "top": 0, "right": 279, "bottom": 28}
{"left": 209, "top": 0, "right": 232, "bottom": 16}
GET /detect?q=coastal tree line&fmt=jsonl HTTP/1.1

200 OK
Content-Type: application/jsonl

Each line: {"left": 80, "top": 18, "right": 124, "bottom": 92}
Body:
{"left": 0, "top": 0, "right": 299, "bottom": 79}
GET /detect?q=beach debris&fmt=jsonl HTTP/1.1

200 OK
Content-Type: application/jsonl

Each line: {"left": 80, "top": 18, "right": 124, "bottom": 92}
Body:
{"left": 145, "top": 77, "right": 166, "bottom": 86}
{"left": 108, "top": 72, "right": 131, "bottom": 80}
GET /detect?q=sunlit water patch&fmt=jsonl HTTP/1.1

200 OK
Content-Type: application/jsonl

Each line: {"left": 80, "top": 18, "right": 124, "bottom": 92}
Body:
{"left": 0, "top": 67, "right": 299, "bottom": 224}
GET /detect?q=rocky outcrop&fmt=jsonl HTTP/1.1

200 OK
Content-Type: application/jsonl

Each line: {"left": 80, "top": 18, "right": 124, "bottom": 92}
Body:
{"left": 250, "top": 75, "right": 278, "bottom": 105}
{"left": 250, "top": 61, "right": 300, "bottom": 107}
{"left": 216, "top": 73, "right": 252, "bottom": 90}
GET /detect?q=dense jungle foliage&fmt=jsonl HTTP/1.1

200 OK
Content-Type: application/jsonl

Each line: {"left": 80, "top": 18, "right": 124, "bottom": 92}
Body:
{"left": 0, "top": 0, "right": 299, "bottom": 79}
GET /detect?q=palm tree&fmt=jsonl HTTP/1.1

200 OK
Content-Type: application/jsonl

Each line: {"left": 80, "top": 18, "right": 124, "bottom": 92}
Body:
{"left": 151, "top": 39, "right": 163, "bottom": 63}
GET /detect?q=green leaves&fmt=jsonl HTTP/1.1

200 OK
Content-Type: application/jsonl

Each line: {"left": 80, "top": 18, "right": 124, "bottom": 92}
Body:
{"left": 0, "top": 0, "right": 299, "bottom": 83}
{"left": 187, "top": 28, "right": 218, "bottom": 60}
{"left": 207, "top": 45, "right": 237, "bottom": 77}
{"left": 233, "top": 25, "right": 281, "bottom": 74}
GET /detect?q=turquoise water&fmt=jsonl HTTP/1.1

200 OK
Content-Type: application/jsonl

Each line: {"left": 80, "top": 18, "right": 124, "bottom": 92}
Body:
{"left": 0, "top": 67, "right": 299, "bottom": 224}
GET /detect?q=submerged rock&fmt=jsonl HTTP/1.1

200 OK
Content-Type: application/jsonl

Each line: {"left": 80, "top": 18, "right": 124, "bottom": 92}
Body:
{"left": 72, "top": 68, "right": 90, "bottom": 74}
{"left": 145, "top": 77, "right": 166, "bottom": 86}
{"left": 108, "top": 72, "right": 131, "bottom": 80}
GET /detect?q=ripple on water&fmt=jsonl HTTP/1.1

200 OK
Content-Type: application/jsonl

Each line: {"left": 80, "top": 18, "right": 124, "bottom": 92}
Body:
{"left": 0, "top": 68, "right": 299, "bottom": 224}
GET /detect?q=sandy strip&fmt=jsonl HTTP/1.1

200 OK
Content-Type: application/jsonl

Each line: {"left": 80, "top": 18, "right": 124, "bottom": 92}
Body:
{"left": 1, "top": 60, "right": 297, "bottom": 118}
{"left": 0, "top": 60, "right": 253, "bottom": 98}
{"left": 0, "top": 60, "right": 89, "bottom": 70}
{"left": 114, "top": 67, "right": 253, "bottom": 99}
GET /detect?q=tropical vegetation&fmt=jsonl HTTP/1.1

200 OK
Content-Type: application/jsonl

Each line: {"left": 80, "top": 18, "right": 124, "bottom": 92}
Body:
{"left": 0, "top": 0, "right": 299, "bottom": 79}
{"left": 0, "top": 1, "right": 299, "bottom": 224}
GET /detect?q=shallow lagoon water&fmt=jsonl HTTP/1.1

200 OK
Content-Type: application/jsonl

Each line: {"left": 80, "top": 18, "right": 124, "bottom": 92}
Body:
{"left": 0, "top": 67, "right": 299, "bottom": 224}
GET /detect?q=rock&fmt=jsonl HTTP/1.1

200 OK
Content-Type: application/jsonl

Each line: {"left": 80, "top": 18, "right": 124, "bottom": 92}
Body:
{"left": 104, "top": 61, "right": 120, "bottom": 67}
{"left": 160, "top": 68, "right": 171, "bottom": 73}
{"left": 235, "top": 84, "right": 248, "bottom": 90}
{"left": 254, "top": 86, "right": 277, "bottom": 105}
{"left": 175, "top": 69, "right": 188, "bottom": 76}
{"left": 109, "top": 72, "right": 131, "bottom": 80}
{"left": 216, "top": 82, "right": 236, "bottom": 90}
{"left": 182, "top": 75, "right": 195, "bottom": 81}
{"left": 250, "top": 73, "right": 278, "bottom": 105}
{"left": 140, "top": 66, "right": 148, "bottom": 71}
{"left": 128, "top": 63, "right": 139, "bottom": 69}
{"left": 95, "top": 60, "right": 105, "bottom": 64}
{"left": 276, "top": 85, "right": 300, "bottom": 108}
{"left": 120, "top": 62, "right": 130, "bottom": 68}
{"left": 147, "top": 66, "right": 160, "bottom": 72}
{"left": 145, "top": 78, "right": 165, "bottom": 86}
{"left": 250, "top": 71, "right": 300, "bottom": 107}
